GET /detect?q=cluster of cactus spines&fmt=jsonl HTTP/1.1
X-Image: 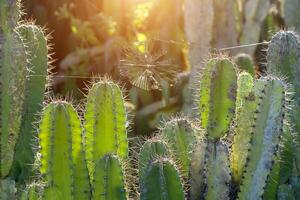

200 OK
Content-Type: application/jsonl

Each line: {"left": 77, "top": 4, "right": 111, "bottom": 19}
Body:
{"left": 204, "top": 141, "right": 231, "bottom": 200}
{"left": 230, "top": 72, "right": 258, "bottom": 184}
{"left": 0, "top": 0, "right": 28, "bottom": 179}
{"left": 10, "top": 23, "right": 49, "bottom": 182}
{"left": 159, "top": 118, "right": 199, "bottom": 177}
{"left": 20, "top": 183, "right": 42, "bottom": 200}
{"left": 237, "top": 77, "right": 286, "bottom": 199}
{"left": 38, "top": 101, "right": 90, "bottom": 200}
{"left": 84, "top": 79, "right": 128, "bottom": 178}
{"left": 140, "top": 157, "right": 185, "bottom": 200}
{"left": 93, "top": 154, "right": 127, "bottom": 200}
{"left": 233, "top": 53, "right": 255, "bottom": 76}
{"left": 198, "top": 57, "right": 237, "bottom": 140}
{"left": 266, "top": 30, "right": 300, "bottom": 172}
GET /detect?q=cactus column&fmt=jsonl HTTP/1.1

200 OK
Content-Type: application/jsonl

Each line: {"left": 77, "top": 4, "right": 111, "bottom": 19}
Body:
{"left": 38, "top": 102, "right": 90, "bottom": 200}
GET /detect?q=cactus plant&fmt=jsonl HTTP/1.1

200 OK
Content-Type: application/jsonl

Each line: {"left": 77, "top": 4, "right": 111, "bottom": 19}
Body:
{"left": 266, "top": 30, "right": 300, "bottom": 173}
{"left": 160, "top": 118, "right": 199, "bottom": 177}
{"left": 92, "top": 154, "right": 127, "bottom": 200}
{"left": 138, "top": 138, "right": 169, "bottom": 185}
{"left": 198, "top": 57, "right": 237, "bottom": 140}
{"left": 0, "top": 0, "right": 28, "bottom": 179}
{"left": 140, "top": 157, "right": 185, "bottom": 200}
{"left": 230, "top": 72, "right": 259, "bottom": 184}
{"left": 84, "top": 79, "right": 128, "bottom": 178}
{"left": 10, "top": 23, "right": 49, "bottom": 183}
{"left": 38, "top": 101, "right": 90, "bottom": 200}
{"left": 238, "top": 77, "right": 286, "bottom": 199}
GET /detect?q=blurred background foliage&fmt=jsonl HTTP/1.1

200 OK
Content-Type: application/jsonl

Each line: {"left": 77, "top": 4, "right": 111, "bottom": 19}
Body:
{"left": 21, "top": 0, "right": 297, "bottom": 135}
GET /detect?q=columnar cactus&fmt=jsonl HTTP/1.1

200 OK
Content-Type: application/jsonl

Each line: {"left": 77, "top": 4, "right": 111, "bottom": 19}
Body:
{"left": 0, "top": 0, "right": 28, "bottom": 179}
{"left": 10, "top": 23, "right": 49, "bottom": 182}
{"left": 140, "top": 157, "right": 185, "bottom": 200}
{"left": 84, "top": 79, "right": 128, "bottom": 178}
{"left": 93, "top": 154, "right": 127, "bottom": 200}
{"left": 38, "top": 101, "right": 90, "bottom": 200}
{"left": 204, "top": 141, "right": 231, "bottom": 200}
{"left": 160, "top": 118, "right": 199, "bottom": 177}
{"left": 198, "top": 57, "right": 237, "bottom": 140}
{"left": 138, "top": 138, "right": 169, "bottom": 185}
{"left": 266, "top": 30, "right": 300, "bottom": 173}
{"left": 238, "top": 77, "right": 286, "bottom": 199}
{"left": 230, "top": 72, "right": 259, "bottom": 184}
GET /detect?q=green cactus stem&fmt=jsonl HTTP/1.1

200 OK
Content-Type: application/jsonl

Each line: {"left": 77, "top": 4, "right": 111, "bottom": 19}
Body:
{"left": 92, "top": 154, "right": 127, "bottom": 200}
{"left": 0, "top": 21, "right": 28, "bottom": 178}
{"left": 39, "top": 101, "right": 90, "bottom": 200}
{"left": 160, "top": 118, "right": 199, "bottom": 177}
{"left": 231, "top": 72, "right": 260, "bottom": 184}
{"left": 205, "top": 141, "right": 231, "bottom": 200}
{"left": 0, "top": 0, "right": 21, "bottom": 28}
{"left": 198, "top": 57, "right": 237, "bottom": 140}
{"left": 238, "top": 77, "right": 286, "bottom": 200}
{"left": 189, "top": 139, "right": 207, "bottom": 200}
{"left": 140, "top": 157, "right": 185, "bottom": 200}
{"left": 84, "top": 79, "right": 128, "bottom": 178}
{"left": 10, "top": 23, "right": 48, "bottom": 182}
{"left": 138, "top": 138, "right": 169, "bottom": 186}
{"left": 233, "top": 53, "right": 255, "bottom": 76}
{"left": 266, "top": 31, "right": 300, "bottom": 173}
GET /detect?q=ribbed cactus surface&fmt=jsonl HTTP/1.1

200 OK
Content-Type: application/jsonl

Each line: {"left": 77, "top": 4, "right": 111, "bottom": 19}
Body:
{"left": 160, "top": 118, "right": 198, "bottom": 177}
{"left": 238, "top": 77, "right": 286, "bottom": 199}
{"left": 198, "top": 58, "right": 237, "bottom": 140}
{"left": 93, "top": 154, "right": 127, "bottom": 200}
{"left": 0, "top": 0, "right": 28, "bottom": 178}
{"left": 140, "top": 158, "right": 185, "bottom": 200}
{"left": 10, "top": 23, "right": 48, "bottom": 182}
{"left": 39, "top": 102, "right": 90, "bottom": 200}
{"left": 84, "top": 80, "right": 128, "bottom": 178}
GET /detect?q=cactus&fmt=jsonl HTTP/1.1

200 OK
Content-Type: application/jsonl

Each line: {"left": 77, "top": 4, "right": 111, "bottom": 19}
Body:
{"left": 38, "top": 101, "right": 90, "bottom": 200}
{"left": 205, "top": 141, "right": 231, "bottom": 200}
{"left": 198, "top": 57, "right": 237, "bottom": 140}
{"left": 20, "top": 183, "right": 43, "bottom": 200}
{"left": 138, "top": 138, "right": 169, "bottom": 185}
{"left": 266, "top": 30, "right": 300, "bottom": 173}
{"left": 92, "top": 154, "right": 127, "bottom": 200}
{"left": 140, "top": 157, "right": 185, "bottom": 200}
{"left": 189, "top": 138, "right": 207, "bottom": 200}
{"left": 84, "top": 79, "right": 128, "bottom": 178}
{"left": 10, "top": 23, "right": 49, "bottom": 182}
{"left": 230, "top": 72, "right": 259, "bottom": 184}
{"left": 0, "top": 0, "right": 28, "bottom": 178}
{"left": 0, "top": 178, "right": 17, "bottom": 200}
{"left": 160, "top": 118, "right": 199, "bottom": 177}
{"left": 233, "top": 53, "right": 255, "bottom": 76}
{"left": 238, "top": 77, "right": 286, "bottom": 199}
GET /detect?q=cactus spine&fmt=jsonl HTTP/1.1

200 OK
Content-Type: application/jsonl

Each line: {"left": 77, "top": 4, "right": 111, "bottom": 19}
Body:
{"left": 198, "top": 58, "right": 237, "bottom": 140}
{"left": 0, "top": 0, "right": 28, "bottom": 179}
{"left": 10, "top": 23, "right": 48, "bottom": 182}
{"left": 84, "top": 80, "right": 128, "bottom": 178}
{"left": 238, "top": 77, "right": 286, "bottom": 199}
{"left": 93, "top": 154, "right": 127, "bottom": 200}
{"left": 39, "top": 102, "right": 90, "bottom": 200}
{"left": 140, "top": 158, "right": 185, "bottom": 200}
